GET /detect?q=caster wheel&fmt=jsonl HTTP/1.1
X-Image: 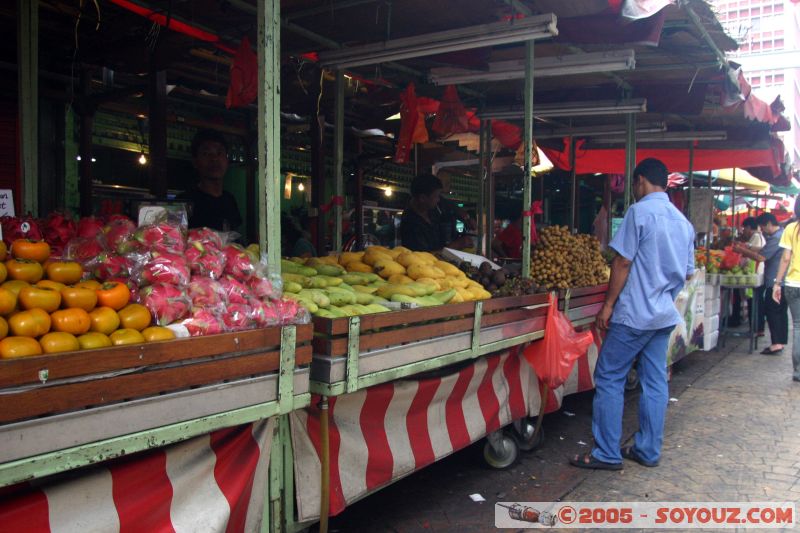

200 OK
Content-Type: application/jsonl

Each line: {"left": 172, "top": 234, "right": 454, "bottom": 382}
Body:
{"left": 511, "top": 418, "right": 545, "bottom": 451}
{"left": 625, "top": 367, "right": 640, "bottom": 391}
{"left": 484, "top": 433, "right": 519, "bottom": 469}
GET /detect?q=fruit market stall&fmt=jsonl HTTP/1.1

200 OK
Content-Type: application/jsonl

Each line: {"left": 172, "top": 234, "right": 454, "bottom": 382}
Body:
{"left": 278, "top": 237, "right": 610, "bottom": 525}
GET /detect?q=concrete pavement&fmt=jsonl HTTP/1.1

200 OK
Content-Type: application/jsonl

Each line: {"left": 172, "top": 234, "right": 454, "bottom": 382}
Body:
{"left": 325, "top": 336, "right": 800, "bottom": 532}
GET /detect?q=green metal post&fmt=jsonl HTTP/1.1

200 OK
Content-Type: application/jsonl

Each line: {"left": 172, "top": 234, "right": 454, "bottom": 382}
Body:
{"left": 333, "top": 70, "right": 345, "bottom": 252}
{"left": 522, "top": 40, "right": 534, "bottom": 278}
{"left": 281, "top": 414, "right": 296, "bottom": 533}
{"left": 269, "top": 417, "right": 284, "bottom": 532}
{"left": 687, "top": 141, "right": 695, "bottom": 217}
{"left": 278, "top": 326, "right": 296, "bottom": 414}
{"left": 477, "top": 119, "right": 486, "bottom": 256}
{"left": 471, "top": 301, "right": 483, "bottom": 353}
{"left": 17, "top": 0, "right": 38, "bottom": 216}
{"left": 569, "top": 136, "right": 577, "bottom": 232}
{"left": 345, "top": 316, "right": 361, "bottom": 394}
{"left": 624, "top": 113, "right": 636, "bottom": 210}
{"left": 257, "top": 0, "right": 282, "bottom": 270}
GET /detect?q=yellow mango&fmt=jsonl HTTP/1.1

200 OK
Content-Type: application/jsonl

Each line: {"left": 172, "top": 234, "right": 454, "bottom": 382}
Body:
{"left": 375, "top": 260, "right": 406, "bottom": 279}
{"left": 339, "top": 251, "right": 364, "bottom": 266}
{"left": 388, "top": 274, "right": 415, "bottom": 285}
{"left": 346, "top": 261, "right": 373, "bottom": 273}
{"left": 363, "top": 250, "right": 394, "bottom": 266}
{"left": 414, "top": 252, "right": 439, "bottom": 265}
{"left": 435, "top": 261, "right": 463, "bottom": 277}
{"left": 407, "top": 263, "right": 446, "bottom": 280}
{"left": 455, "top": 287, "right": 474, "bottom": 301}
{"left": 392, "top": 246, "right": 411, "bottom": 255}
{"left": 415, "top": 277, "right": 442, "bottom": 291}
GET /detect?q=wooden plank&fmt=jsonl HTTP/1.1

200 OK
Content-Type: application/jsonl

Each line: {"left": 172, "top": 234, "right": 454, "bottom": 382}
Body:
{"left": 295, "top": 323, "right": 313, "bottom": 343}
{"left": 481, "top": 305, "right": 548, "bottom": 328}
{"left": 0, "top": 348, "right": 298, "bottom": 424}
{"left": 315, "top": 317, "right": 475, "bottom": 357}
{"left": 0, "top": 327, "right": 289, "bottom": 388}
{"left": 559, "top": 292, "right": 606, "bottom": 311}
{"left": 483, "top": 293, "right": 548, "bottom": 312}
{"left": 318, "top": 301, "right": 477, "bottom": 336}
{"left": 560, "top": 284, "right": 608, "bottom": 299}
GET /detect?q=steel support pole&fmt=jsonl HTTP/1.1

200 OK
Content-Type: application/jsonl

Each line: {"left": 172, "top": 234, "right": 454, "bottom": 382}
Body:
{"left": 687, "top": 141, "right": 695, "bottom": 217}
{"left": 78, "top": 69, "right": 94, "bottom": 217}
{"left": 569, "top": 136, "right": 577, "bottom": 231}
{"left": 522, "top": 40, "right": 534, "bottom": 278}
{"left": 17, "top": 0, "right": 38, "bottom": 216}
{"left": 333, "top": 71, "right": 345, "bottom": 253}
{"left": 477, "top": 119, "right": 487, "bottom": 256}
{"left": 257, "top": 0, "right": 282, "bottom": 270}
{"left": 148, "top": 68, "right": 168, "bottom": 198}
{"left": 624, "top": 113, "right": 636, "bottom": 210}
{"left": 732, "top": 168, "right": 737, "bottom": 232}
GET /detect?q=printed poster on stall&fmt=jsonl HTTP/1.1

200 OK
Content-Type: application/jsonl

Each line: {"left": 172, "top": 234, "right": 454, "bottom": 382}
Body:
{"left": 667, "top": 269, "right": 705, "bottom": 365}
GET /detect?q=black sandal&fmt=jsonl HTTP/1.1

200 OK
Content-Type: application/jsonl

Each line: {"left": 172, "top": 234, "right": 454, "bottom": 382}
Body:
{"left": 621, "top": 446, "right": 659, "bottom": 467}
{"left": 569, "top": 452, "right": 622, "bottom": 471}
{"left": 760, "top": 347, "right": 783, "bottom": 356}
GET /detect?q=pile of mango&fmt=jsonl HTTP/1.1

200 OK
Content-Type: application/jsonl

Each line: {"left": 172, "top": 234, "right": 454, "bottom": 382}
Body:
{"left": 281, "top": 246, "right": 491, "bottom": 318}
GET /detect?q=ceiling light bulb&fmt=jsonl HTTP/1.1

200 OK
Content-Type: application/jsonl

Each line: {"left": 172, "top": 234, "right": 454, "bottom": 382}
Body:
{"left": 384, "top": 188, "right": 393, "bottom": 197}
{"left": 138, "top": 153, "right": 147, "bottom": 165}
{"left": 298, "top": 182, "right": 305, "bottom": 191}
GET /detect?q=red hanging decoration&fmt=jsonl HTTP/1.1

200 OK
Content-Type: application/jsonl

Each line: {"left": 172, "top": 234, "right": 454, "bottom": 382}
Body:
{"left": 225, "top": 37, "right": 258, "bottom": 109}
{"left": 431, "top": 85, "right": 470, "bottom": 136}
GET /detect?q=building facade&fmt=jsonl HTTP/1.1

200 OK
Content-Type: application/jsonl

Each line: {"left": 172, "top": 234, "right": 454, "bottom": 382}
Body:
{"left": 715, "top": 0, "right": 800, "bottom": 163}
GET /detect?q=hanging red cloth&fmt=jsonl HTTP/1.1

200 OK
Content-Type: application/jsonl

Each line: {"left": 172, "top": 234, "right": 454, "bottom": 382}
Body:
{"left": 431, "top": 85, "right": 469, "bottom": 136}
{"left": 394, "top": 84, "right": 424, "bottom": 164}
{"left": 225, "top": 37, "right": 258, "bottom": 109}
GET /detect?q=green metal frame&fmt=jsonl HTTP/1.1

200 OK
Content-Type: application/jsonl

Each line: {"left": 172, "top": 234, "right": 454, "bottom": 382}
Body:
{"left": 310, "top": 300, "right": 548, "bottom": 397}
{"left": 0, "top": 326, "right": 309, "bottom": 489}
{"left": 521, "top": 40, "right": 534, "bottom": 279}
{"left": 17, "top": 0, "right": 38, "bottom": 216}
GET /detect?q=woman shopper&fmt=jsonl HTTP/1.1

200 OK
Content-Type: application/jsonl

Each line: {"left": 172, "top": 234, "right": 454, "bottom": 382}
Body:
{"left": 772, "top": 200, "right": 800, "bottom": 382}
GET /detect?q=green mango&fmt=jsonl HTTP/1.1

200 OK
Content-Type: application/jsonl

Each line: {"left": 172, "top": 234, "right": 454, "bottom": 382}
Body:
{"left": 364, "top": 303, "right": 392, "bottom": 313}
{"left": 326, "top": 289, "right": 357, "bottom": 306}
{"left": 281, "top": 273, "right": 311, "bottom": 287}
{"left": 284, "top": 293, "right": 318, "bottom": 313}
{"left": 318, "top": 275, "right": 343, "bottom": 286}
{"left": 283, "top": 281, "right": 303, "bottom": 294}
{"left": 335, "top": 283, "right": 355, "bottom": 292}
{"left": 354, "top": 292, "right": 375, "bottom": 305}
{"left": 430, "top": 289, "right": 456, "bottom": 304}
{"left": 353, "top": 285, "right": 378, "bottom": 295}
{"left": 390, "top": 294, "right": 418, "bottom": 304}
{"left": 308, "top": 276, "right": 329, "bottom": 289}
{"left": 311, "top": 263, "right": 346, "bottom": 277}
{"left": 299, "top": 289, "right": 330, "bottom": 308}
{"left": 341, "top": 273, "right": 370, "bottom": 286}
{"left": 314, "top": 308, "right": 340, "bottom": 319}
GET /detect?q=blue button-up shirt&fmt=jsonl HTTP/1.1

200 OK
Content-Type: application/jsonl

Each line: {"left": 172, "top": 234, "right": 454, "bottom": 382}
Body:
{"left": 761, "top": 227, "right": 784, "bottom": 285}
{"left": 609, "top": 192, "right": 695, "bottom": 330}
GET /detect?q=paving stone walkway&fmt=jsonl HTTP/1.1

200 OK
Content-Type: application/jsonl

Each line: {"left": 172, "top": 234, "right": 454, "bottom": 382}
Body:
{"left": 326, "top": 334, "right": 800, "bottom": 532}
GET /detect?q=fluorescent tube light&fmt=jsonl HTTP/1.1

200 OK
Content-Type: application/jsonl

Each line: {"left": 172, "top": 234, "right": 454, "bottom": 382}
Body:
{"left": 533, "top": 122, "right": 666, "bottom": 140}
{"left": 318, "top": 14, "right": 558, "bottom": 69}
{"left": 481, "top": 98, "right": 647, "bottom": 119}
{"left": 592, "top": 130, "right": 728, "bottom": 143}
{"left": 429, "top": 50, "right": 635, "bottom": 85}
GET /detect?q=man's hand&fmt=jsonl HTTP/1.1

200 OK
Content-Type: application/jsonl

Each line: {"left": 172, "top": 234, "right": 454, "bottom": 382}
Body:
{"left": 595, "top": 303, "right": 613, "bottom": 331}
{"left": 732, "top": 242, "right": 747, "bottom": 252}
{"left": 773, "top": 285, "right": 782, "bottom": 304}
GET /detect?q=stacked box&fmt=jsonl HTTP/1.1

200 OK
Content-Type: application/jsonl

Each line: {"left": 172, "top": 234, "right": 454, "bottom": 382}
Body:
{"left": 703, "top": 282, "right": 721, "bottom": 350}
{"left": 703, "top": 331, "right": 719, "bottom": 351}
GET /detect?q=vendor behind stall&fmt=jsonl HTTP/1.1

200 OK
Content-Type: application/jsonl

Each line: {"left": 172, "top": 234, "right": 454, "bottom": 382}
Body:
{"left": 400, "top": 174, "right": 471, "bottom": 252}
{"left": 179, "top": 129, "right": 243, "bottom": 232}
{"left": 436, "top": 170, "right": 476, "bottom": 244}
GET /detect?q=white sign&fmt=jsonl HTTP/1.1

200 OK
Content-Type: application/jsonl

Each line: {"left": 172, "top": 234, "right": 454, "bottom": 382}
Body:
{"left": 0, "top": 189, "right": 15, "bottom": 217}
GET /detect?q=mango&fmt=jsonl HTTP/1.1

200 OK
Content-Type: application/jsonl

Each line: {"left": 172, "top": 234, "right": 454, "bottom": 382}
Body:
{"left": 435, "top": 261, "right": 463, "bottom": 277}
{"left": 339, "top": 251, "right": 365, "bottom": 266}
{"left": 346, "top": 261, "right": 373, "bottom": 273}
{"left": 283, "top": 281, "right": 303, "bottom": 294}
{"left": 387, "top": 274, "right": 415, "bottom": 285}
{"left": 375, "top": 260, "right": 406, "bottom": 279}
{"left": 407, "top": 264, "right": 446, "bottom": 280}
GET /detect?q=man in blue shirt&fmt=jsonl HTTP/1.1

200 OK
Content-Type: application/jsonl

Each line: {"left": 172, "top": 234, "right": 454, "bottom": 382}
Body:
{"left": 736, "top": 213, "right": 787, "bottom": 355}
{"left": 570, "top": 158, "right": 695, "bottom": 470}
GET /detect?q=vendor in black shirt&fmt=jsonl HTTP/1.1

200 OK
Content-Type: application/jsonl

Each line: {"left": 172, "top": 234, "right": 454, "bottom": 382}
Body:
{"left": 400, "top": 174, "right": 471, "bottom": 252}
{"left": 178, "top": 129, "right": 243, "bottom": 232}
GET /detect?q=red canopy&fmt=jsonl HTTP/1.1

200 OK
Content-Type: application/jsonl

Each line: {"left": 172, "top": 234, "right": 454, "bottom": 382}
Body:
{"left": 541, "top": 138, "right": 784, "bottom": 181}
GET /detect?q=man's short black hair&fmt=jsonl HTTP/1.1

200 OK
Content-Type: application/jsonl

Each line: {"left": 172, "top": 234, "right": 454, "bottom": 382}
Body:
{"left": 191, "top": 129, "right": 229, "bottom": 157}
{"left": 633, "top": 158, "right": 668, "bottom": 188}
{"left": 742, "top": 217, "right": 759, "bottom": 230}
{"left": 410, "top": 174, "right": 443, "bottom": 197}
{"left": 757, "top": 213, "right": 778, "bottom": 227}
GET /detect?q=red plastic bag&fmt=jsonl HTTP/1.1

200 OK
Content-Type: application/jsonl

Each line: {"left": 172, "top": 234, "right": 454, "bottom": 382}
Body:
{"left": 523, "top": 294, "right": 593, "bottom": 390}
{"left": 721, "top": 246, "right": 742, "bottom": 270}
{"left": 225, "top": 37, "right": 257, "bottom": 109}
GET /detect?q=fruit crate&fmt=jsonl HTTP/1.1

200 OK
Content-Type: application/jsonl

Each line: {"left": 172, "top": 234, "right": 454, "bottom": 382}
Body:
{"left": 0, "top": 325, "right": 313, "bottom": 464}
{"left": 558, "top": 284, "right": 608, "bottom": 324}
{"left": 309, "top": 293, "right": 550, "bottom": 392}
{"left": 721, "top": 273, "right": 762, "bottom": 288}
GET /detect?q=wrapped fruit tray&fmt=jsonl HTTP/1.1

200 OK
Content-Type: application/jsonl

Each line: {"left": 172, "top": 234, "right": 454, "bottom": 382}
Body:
{"left": 0, "top": 325, "right": 312, "bottom": 464}
{"left": 310, "top": 293, "right": 550, "bottom": 388}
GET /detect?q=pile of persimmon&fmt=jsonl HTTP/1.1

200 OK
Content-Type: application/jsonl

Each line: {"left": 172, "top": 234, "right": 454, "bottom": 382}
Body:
{"left": 0, "top": 239, "right": 174, "bottom": 359}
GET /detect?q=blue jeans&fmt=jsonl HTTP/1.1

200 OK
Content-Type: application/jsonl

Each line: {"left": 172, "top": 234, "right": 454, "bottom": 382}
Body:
{"left": 591, "top": 323, "right": 675, "bottom": 465}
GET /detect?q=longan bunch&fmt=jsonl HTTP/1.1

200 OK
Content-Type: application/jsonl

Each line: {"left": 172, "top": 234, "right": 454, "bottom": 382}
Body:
{"left": 532, "top": 226, "right": 610, "bottom": 289}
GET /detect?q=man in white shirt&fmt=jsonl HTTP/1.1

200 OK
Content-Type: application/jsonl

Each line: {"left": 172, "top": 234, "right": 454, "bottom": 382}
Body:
{"left": 738, "top": 217, "right": 766, "bottom": 334}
